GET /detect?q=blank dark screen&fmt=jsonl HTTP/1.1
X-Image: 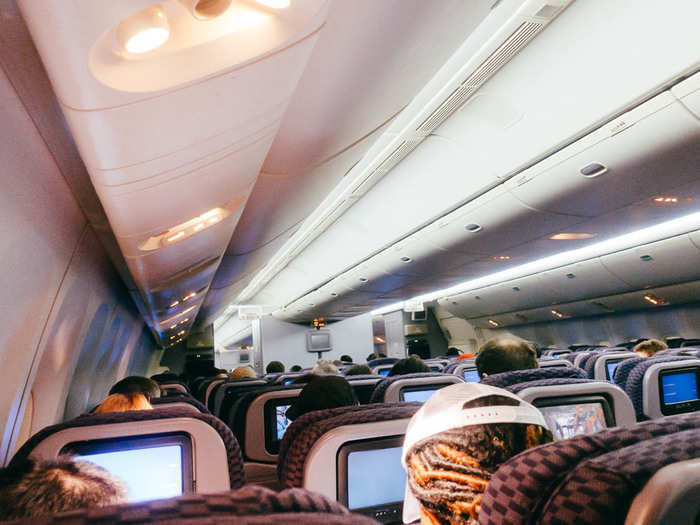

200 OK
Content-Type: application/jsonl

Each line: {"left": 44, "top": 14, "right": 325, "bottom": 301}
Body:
{"left": 347, "top": 446, "right": 405, "bottom": 509}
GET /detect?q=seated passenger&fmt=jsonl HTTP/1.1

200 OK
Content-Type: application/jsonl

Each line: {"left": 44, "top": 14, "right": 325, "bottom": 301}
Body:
{"left": 340, "top": 355, "right": 354, "bottom": 364}
{"left": 109, "top": 376, "right": 161, "bottom": 401}
{"left": 446, "top": 347, "right": 462, "bottom": 358}
{"left": 150, "top": 369, "right": 179, "bottom": 382}
{"left": 366, "top": 352, "right": 387, "bottom": 362}
{"left": 388, "top": 355, "right": 430, "bottom": 376}
{"left": 475, "top": 337, "right": 538, "bottom": 378}
{"left": 312, "top": 359, "right": 339, "bottom": 375}
{"left": 285, "top": 375, "right": 359, "bottom": 420}
{"left": 290, "top": 365, "right": 302, "bottom": 372}
{"left": 0, "top": 457, "right": 127, "bottom": 520}
{"left": 94, "top": 393, "right": 153, "bottom": 414}
{"left": 344, "top": 364, "right": 373, "bottom": 376}
{"left": 229, "top": 365, "right": 257, "bottom": 379}
{"left": 401, "top": 383, "right": 552, "bottom": 524}
{"left": 266, "top": 361, "right": 285, "bottom": 374}
{"left": 633, "top": 338, "right": 668, "bottom": 357}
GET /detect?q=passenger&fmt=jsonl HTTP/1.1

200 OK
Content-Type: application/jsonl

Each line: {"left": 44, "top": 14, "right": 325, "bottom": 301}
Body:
{"left": 388, "top": 355, "right": 430, "bottom": 376}
{"left": 344, "top": 364, "right": 373, "bottom": 376}
{"left": 340, "top": 354, "right": 354, "bottom": 363}
{"left": 446, "top": 347, "right": 462, "bottom": 358}
{"left": 150, "top": 369, "right": 179, "bottom": 382}
{"left": 290, "top": 365, "right": 302, "bottom": 372}
{"left": 230, "top": 365, "right": 257, "bottom": 379}
{"left": 475, "top": 337, "right": 538, "bottom": 378}
{"left": 401, "top": 383, "right": 552, "bottom": 524}
{"left": 366, "top": 352, "right": 387, "bottom": 362}
{"left": 312, "top": 359, "right": 339, "bottom": 374}
{"left": 0, "top": 457, "right": 127, "bottom": 520}
{"left": 633, "top": 338, "right": 668, "bottom": 357}
{"left": 332, "top": 359, "right": 344, "bottom": 367}
{"left": 109, "top": 376, "right": 161, "bottom": 401}
{"left": 285, "top": 375, "right": 359, "bottom": 420}
{"left": 265, "top": 361, "right": 285, "bottom": 374}
{"left": 94, "top": 393, "right": 152, "bottom": 414}
{"left": 214, "top": 368, "right": 229, "bottom": 379}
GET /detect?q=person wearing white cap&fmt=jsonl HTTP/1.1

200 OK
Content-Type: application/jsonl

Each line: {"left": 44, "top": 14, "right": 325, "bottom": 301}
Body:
{"left": 401, "top": 383, "right": 552, "bottom": 524}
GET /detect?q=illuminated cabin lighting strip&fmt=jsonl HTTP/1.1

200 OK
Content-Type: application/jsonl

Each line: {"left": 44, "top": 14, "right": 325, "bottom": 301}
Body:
{"left": 159, "top": 305, "right": 197, "bottom": 326}
{"left": 643, "top": 294, "right": 668, "bottom": 306}
{"left": 371, "top": 211, "right": 700, "bottom": 316}
{"left": 488, "top": 319, "right": 500, "bottom": 327}
{"left": 551, "top": 309, "right": 565, "bottom": 319}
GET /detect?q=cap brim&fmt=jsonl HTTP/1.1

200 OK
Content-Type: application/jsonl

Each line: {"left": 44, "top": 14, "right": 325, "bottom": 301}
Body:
{"left": 402, "top": 480, "right": 421, "bottom": 524}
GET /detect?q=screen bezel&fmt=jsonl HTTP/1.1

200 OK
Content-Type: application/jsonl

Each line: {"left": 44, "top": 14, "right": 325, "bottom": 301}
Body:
{"left": 604, "top": 358, "right": 624, "bottom": 381}
{"left": 533, "top": 394, "right": 616, "bottom": 437}
{"left": 658, "top": 367, "right": 700, "bottom": 416}
{"left": 336, "top": 435, "right": 405, "bottom": 520}
{"left": 61, "top": 432, "right": 194, "bottom": 497}
{"left": 264, "top": 397, "right": 297, "bottom": 454}
{"left": 306, "top": 329, "right": 332, "bottom": 353}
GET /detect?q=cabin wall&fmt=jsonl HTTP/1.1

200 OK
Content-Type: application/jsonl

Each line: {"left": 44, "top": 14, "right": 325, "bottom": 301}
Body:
{"left": 0, "top": 66, "right": 156, "bottom": 464}
{"left": 260, "top": 314, "right": 374, "bottom": 369}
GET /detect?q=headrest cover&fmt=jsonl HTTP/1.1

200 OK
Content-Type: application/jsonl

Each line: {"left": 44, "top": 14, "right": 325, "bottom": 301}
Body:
{"left": 400, "top": 383, "right": 547, "bottom": 523}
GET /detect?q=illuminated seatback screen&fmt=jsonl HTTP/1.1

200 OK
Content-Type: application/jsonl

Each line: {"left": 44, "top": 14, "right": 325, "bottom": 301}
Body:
{"left": 347, "top": 446, "right": 405, "bottom": 510}
{"left": 539, "top": 402, "right": 607, "bottom": 440}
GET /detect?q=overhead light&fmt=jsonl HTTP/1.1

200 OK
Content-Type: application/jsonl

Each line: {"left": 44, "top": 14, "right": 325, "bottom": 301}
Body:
{"left": 643, "top": 294, "right": 668, "bottom": 306}
{"left": 253, "top": 0, "right": 290, "bottom": 8}
{"left": 180, "top": 0, "right": 232, "bottom": 20}
{"left": 159, "top": 305, "right": 197, "bottom": 326}
{"left": 400, "top": 256, "right": 413, "bottom": 263}
{"left": 579, "top": 163, "right": 608, "bottom": 178}
{"left": 168, "top": 301, "right": 180, "bottom": 308}
{"left": 183, "top": 291, "right": 197, "bottom": 302}
{"left": 465, "top": 223, "right": 482, "bottom": 232}
{"left": 653, "top": 196, "right": 679, "bottom": 203}
{"left": 492, "top": 255, "right": 511, "bottom": 261}
{"left": 177, "top": 330, "right": 186, "bottom": 336}
{"left": 179, "top": 318, "right": 189, "bottom": 325}
{"left": 374, "top": 336, "right": 386, "bottom": 344}
{"left": 370, "top": 211, "right": 700, "bottom": 316}
{"left": 488, "top": 319, "right": 500, "bottom": 327}
{"left": 551, "top": 309, "right": 565, "bottom": 319}
{"left": 549, "top": 233, "right": 597, "bottom": 240}
{"left": 117, "top": 6, "right": 170, "bottom": 55}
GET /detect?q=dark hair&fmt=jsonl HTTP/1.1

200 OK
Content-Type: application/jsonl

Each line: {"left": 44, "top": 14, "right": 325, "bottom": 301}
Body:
{"left": 109, "top": 376, "right": 161, "bottom": 400}
{"left": 0, "top": 457, "right": 127, "bottom": 520}
{"left": 388, "top": 356, "right": 430, "bottom": 376}
{"left": 340, "top": 355, "right": 353, "bottom": 363}
{"left": 366, "top": 352, "right": 386, "bottom": 362}
{"left": 344, "top": 364, "right": 373, "bottom": 376}
{"left": 265, "top": 361, "right": 285, "bottom": 374}
{"left": 286, "top": 375, "right": 358, "bottom": 420}
{"left": 290, "top": 365, "right": 302, "bottom": 372}
{"left": 475, "top": 338, "right": 538, "bottom": 377}
{"left": 446, "top": 347, "right": 462, "bottom": 357}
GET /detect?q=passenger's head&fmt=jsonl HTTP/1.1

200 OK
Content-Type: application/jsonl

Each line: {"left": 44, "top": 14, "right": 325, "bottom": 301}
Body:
{"left": 344, "top": 364, "right": 373, "bottom": 376}
{"left": 475, "top": 337, "right": 538, "bottom": 378}
{"left": 388, "top": 355, "right": 430, "bottom": 376}
{"left": 109, "top": 376, "right": 161, "bottom": 401}
{"left": 340, "top": 355, "right": 353, "bottom": 363}
{"left": 366, "top": 352, "right": 386, "bottom": 362}
{"left": 312, "top": 359, "right": 339, "bottom": 375}
{"left": 94, "top": 393, "right": 153, "bottom": 414}
{"left": 633, "top": 338, "right": 668, "bottom": 358}
{"left": 0, "top": 457, "right": 127, "bottom": 520}
{"left": 285, "top": 375, "right": 359, "bottom": 420}
{"left": 290, "top": 365, "right": 302, "bottom": 372}
{"left": 229, "top": 365, "right": 257, "bottom": 379}
{"left": 446, "top": 347, "right": 462, "bottom": 357}
{"left": 265, "top": 361, "right": 285, "bottom": 374}
{"left": 401, "top": 384, "right": 552, "bottom": 524}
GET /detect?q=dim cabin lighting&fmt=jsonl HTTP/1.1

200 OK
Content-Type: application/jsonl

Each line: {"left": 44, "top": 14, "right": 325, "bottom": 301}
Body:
{"left": 492, "top": 256, "right": 511, "bottom": 261}
{"left": 177, "top": 330, "right": 186, "bottom": 336}
{"left": 139, "top": 207, "right": 228, "bottom": 251}
{"left": 183, "top": 292, "right": 197, "bottom": 301}
{"left": 551, "top": 309, "right": 565, "bottom": 319}
{"left": 644, "top": 294, "right": 668, "bottom": 306}
{"left": 549, "top": 233, "right": 597, "bottom": 240}
{"left": 117, "top": 6, "right": 170, "bottom": 55}
{"left": 168, "top": 300, "right": 180, "bottom": 308}
{"left": 654, "top": 196, "right": 679, "bottom": 203}
{"left": 159, "top": 306, "right": 197, "bottom": 326}
{"left": 488, "top": 319, "right": 500, "bottom": 327}
{"left": 179, "top": 318, "right": 189, "bottom": 325}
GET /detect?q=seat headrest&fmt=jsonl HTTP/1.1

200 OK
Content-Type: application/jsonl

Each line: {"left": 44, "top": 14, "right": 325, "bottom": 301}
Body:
{"left": 369, "top": 372, "right": 458, "bottom": 403}
{"left": 480, "top": 367, "right": 586, "bottom": 389}
{"left": 151, "top": 394, "right": 210, "bottom": 414}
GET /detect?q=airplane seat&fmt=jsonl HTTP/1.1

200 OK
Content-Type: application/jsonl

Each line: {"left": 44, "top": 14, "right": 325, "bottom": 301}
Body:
{"left": 274, "top": 372, "right": 306, "bottom": 385}
{"left": 368, "top": 372, "right": 463, "bottom": 403}
{"left": 480, "top": 367, "right": 586, "bottom": 390}
{"left": 537, "top": 359, "right": 574, "bottom": 369}
{"left": 158, "top": 381, "right": 190, "bottom": 395}
{"left": 203, "top": 378, "right": 226, "bottom": 407}
{"left": 191, "top": 377, "right": 210, "bottom": 399}
{"left": 584, "top": 352, "right": 637, "bottom": 380}
{"left": 613, "top": 356, "right": 648, "bottom": 391}
{"left": 478, "top": 412, "right": 700, "bottom": 525}
{"left": 575, "top": 350, "right": 606, "bottom": 371}
{"left": 9, "top": 407, "right": 245, "bottom": 492}
{"left": 626, "top": 357, "right": 700, "bottom": 420}
{"left": 451, "top": 362, "right": 480, "bottom": 383}
{"left": 5, "top": 485, "right": 379, "bottom": 525}
{"left": 150, "top": 393, "right": 210, "bottom": 414}
{"left": 572, "top": 350, "right": 598, "bottom": 368}
{"left": 366, "top": 357, "right": 399, "bottom": 368}
{"left": 444, "top": 359, "right": 474, "bottom": 374}
{"left": 264, "top": 372, "right": 284, "bottom": 382}
{"left": 540, "top": 349, "right": 572, "bottom": 359}
{"left": 681, "top": 339, "right": 700, "bottom": 347}
{"left": 563, "top": 353, "right": 580, "bottom": 364}
{"left": 277, "top": 403, "right": 420, "bottom": 521}
{"left": 213, "top": 379, "right": 268, "bottom": 418}
{"left": 537, "top": 427, "right": 700, "bottom": 525}
{"left": 343, "top": 375, "right": 383, "bottom": 404}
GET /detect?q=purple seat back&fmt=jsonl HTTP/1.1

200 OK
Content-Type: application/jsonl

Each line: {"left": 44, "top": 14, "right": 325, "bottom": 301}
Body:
{"left": 478, "top": 411, "right": 700, "bottom": 525}
{"left": 151, "top": 393, "right": 210, "bottom": 414}
{"left": 506, "top": 377, "right": 596, "bottom": 394}
{"left": 368, "top": 372, "right": 451, "bottom": 403}
{"left": 625, "top": 355, "right": 695, "bottom": 419}
{"left": 480, "top": 367, "right": 585, "bottom": 389}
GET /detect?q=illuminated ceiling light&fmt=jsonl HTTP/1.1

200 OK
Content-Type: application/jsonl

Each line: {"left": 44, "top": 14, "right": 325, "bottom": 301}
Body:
{"left": 253, "top": 0, "right": 291, "bottom": 8}
{"left": 644, "top": 294, "right": 669, "bottom": 306}
{"left": 492, "top": 255, "right": 511, "bottom": 261}
{"left": 183, "top": 292, "right": 197, "bottom": 302}
{"left": 551, "top": 309, "right": 565, "bottom": 319}
{"left": 180, "top": 0, "right": 232, "bottom": 20}
{"left": 549, "top": 233, "right": 597, "bottom": 240}
{"left": 653, "top": 196, "right": 679, "bottom": 203}
{"left": 159, "top": 305, "right": 197, "bottom": 326}
{"left": 179, "top": 318, "right": 189, "bottom": 325}
{"left": 117, "top": 6, "right": 170, "bottom": 55}
{"left": 488, "top": 319, "right": 500, "bottom": 327}
{"left": 178, "top": 330, "right": 186, "bottom": 336}
{"left": 170, "top": 324, "right": 177, "bottom": 330}
{"left": 168, "top": 300, "right": 180, "bottom": 308}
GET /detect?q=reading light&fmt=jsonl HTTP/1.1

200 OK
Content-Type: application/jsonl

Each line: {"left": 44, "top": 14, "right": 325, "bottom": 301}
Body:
{"left": 550, "top": 233, "right": 597, "bottom": 240}
{"left": 654, "top": 196, "right": 678, "bottom": 203}
{"left": 168, "top": 301, "right": 180, "bottom": 308}
{"left": 253, "top": 0, "right": 291, "bottom": 8}
{"left": 180, "top": 0, "right": 232, "bottom": 20}
{"left": 492, "top": 256, "right": 511, "bottom": 261}
{"left": 400, "top": 256, "right": 413, "bottom": 263}
{"left": 359, "top": 277, "right": 368, "bottom": 282}
{"left": 183, "top": 292, "right": 197, "bottom": 302}
{"left": 177, "top": 330, "right": 185, "bottom": 335}
{"left": 117, "top": 6, "right": 170, "bottom": 55}
{"left": 465, "top": 224, "right": 482, "bottom": 232}
{"left": 488, "top": 319, "right": 500, "bottom": 327}
{"left": 644, "top": 294, "right": 669, "bottom": 306}
{"left": 551, "top": 309, "right": 565, "bottom": 319}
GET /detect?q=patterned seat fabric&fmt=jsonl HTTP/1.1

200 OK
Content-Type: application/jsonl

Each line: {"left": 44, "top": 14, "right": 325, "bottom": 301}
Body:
{"left": 215, "top": 380, "right": 269, "bottom": 420}
{"left": 158, "top": 380, "right": 190, "bottom": 393}
{"left": 6, "top": 485, "right": 379, "bottom": 524}
{"left": 477, "top": 411, "right": 700, "bottom": 525}
{"left": 612, "top": 356, "right": 646, "bottom": 391}
{"left": 539, "top": 427, "right": 700, "bottom": 525}
{"left": 577, "top": 351, "right": 605, "bottom": 376}
{"left": 10, "top": 407, "right": 246, "bottom": 489}
{"left": 367, "top": 357, "right": 399, "bottom": 368}
{"left": 562, "top": 353, "right": 579, "bottom": 364}
{"left": 368, "top": 372, "right": 453, "bottom": 403}
{"left": 624, "top": 355, "right": 695, "bottom": 420}
{"left": 506, "top": 377, "right": 598, "bottom": 394}
{"left": 150, "top": 394, "right": 210, "bottom": 414}
{"left": 444, "top": 362, "right": 464, "bottom": 374}
{"left": 278, "top": 403, "right": 420, "bottom": 488}
{"left": 480, "top": 367, "right": 586, "bottom": 389}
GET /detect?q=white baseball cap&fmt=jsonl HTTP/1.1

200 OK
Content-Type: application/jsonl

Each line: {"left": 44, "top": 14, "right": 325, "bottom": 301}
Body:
{"left": 401, "top": 383, "right": 548, "bottom": 524}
